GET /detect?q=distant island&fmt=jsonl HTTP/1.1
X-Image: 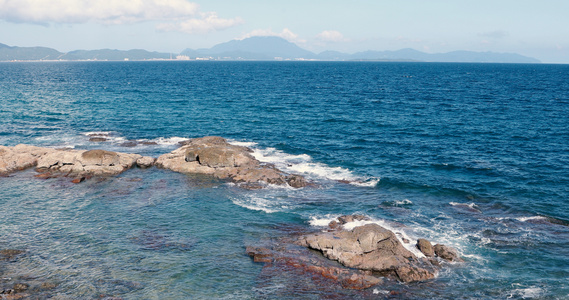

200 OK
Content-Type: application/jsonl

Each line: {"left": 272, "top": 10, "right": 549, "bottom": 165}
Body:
{"left": 0, "top": 36, "right": 540, "bottom": 63}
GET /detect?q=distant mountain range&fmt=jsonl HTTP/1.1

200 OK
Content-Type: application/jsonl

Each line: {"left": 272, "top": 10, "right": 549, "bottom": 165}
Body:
{"left": 0, "top": 37, "right": 540, "bottom": 63}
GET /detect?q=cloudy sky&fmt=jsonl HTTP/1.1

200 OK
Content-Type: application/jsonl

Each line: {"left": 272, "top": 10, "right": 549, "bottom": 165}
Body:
{"left": 0, "top": 0, "right": 568, "bottom": 63}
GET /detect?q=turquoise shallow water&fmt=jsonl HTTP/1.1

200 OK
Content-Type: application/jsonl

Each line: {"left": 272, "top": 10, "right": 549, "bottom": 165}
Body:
{"left": 1, "top": 61, "right": 569, "bottom": 299}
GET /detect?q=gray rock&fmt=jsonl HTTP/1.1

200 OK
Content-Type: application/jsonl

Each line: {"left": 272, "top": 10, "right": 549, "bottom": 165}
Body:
{"left": 434, "top": 244, "right": 464, "bottom": 262}
{"left": 0, "top": 145, "right": 142, "bottom": 178}
{"left": 299, "top": 220, "right": 442, "bottom": 283}
{"left": 0, "top": 144, "right": 54, "bottom": 174}
{"left": 89, "top": 137, "right": 107, "bottom": 142}
{"left": 417, "top": 238, "right": 435, "bottom": 257}
{"left": 136, "top": 156, "right": 156, "bottom": 169}
{"left": 337, "top": 215, "right": 370, "bottom": 225}
{"left": 36, "top": 148, "right": 141, "bottom": 176}
{"left": 157, "top": 136, "right": 307, "bottom": 188}
{"left": 12, "top": 283, "right": 29, "bottom": 292}
{"left": 395, "top": 265, "right": 435, "bottom": 283}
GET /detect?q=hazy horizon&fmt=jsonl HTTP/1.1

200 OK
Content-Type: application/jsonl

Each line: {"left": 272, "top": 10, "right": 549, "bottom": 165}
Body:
{"left": 1, "top": 0, "right": 568, "bottom": 63}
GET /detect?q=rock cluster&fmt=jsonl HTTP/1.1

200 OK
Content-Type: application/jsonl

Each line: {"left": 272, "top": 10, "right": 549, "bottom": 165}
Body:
{"left": 298, "top": 216, "right": 463, "bottom": 283}
{"left": 0, "top": 144, "right": 155, "bottom": 180}
{"left": 245, "top": 216, "right": 463, "bottom": 291}
{"left": 1, "top": 137, "right": 307, "bottom": 188}
{"left": 156, "top": 136, "right": 307, "bottom": 188}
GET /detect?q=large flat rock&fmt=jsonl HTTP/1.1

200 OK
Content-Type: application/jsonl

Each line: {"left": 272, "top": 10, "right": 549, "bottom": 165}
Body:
{"left": 0, "top": 144, "right": 152, "bottom": 178}
{"left": 156, "top": 136, "right": 308, "bottom": 188}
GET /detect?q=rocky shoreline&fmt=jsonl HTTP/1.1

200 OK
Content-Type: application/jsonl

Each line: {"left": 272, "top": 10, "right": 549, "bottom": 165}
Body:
{"left": 0, "top": 136, "right": 308, "bottom": 188}
{"left": 1, "top": 137, "right": 464, "bottom": 297}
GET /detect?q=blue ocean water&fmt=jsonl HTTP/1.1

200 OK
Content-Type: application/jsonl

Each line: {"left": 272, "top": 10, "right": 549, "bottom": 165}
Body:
{"left": 1, "top": 61, "right": 568, "bottom": 299}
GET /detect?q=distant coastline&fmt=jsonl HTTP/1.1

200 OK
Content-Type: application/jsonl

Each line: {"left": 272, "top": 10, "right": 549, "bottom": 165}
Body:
{"left": 1, "top": 36, "right": 541, "bottom": 64}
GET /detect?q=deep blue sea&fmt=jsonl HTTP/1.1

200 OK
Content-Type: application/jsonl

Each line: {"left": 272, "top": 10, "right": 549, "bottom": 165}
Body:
{"left": 1, "top": 61, "right": 568, "bottom": 299}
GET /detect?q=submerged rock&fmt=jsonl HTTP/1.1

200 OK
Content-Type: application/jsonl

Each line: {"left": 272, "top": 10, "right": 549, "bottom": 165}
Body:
{"left": 136, "top": 156, "right": 156, "bottom": 169}
{"left": 246, "top": 244, "right": 384, "bottom": 290}
{"left": 156, "top": 136, "right": 308, "bottom": 188}
{"left": 12, "top": 283, "right": 28, "bottom": 293}
{"left": 0, "top": 249, "right": 25, "bottom": 261}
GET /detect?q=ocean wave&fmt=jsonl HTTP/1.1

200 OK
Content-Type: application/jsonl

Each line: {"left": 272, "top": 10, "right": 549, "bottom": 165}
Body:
{"left": 382, "top": 199, "right": 413, "bottom": 207}
{"left": 229, "top": 193, "right": 296, "bottom": 214}
{"left": 449, "top": 202, "right": 482, "bottom": 213}
{"left": 493, "top": 215, "right": 549, "bottom": 223}
{"left": 229, "top": 140, "right": 379, "bottom": 187}
{"left": 230, "top": 196, "right": 281, "bottom": 213}
{"left": 515, "top": 216, "right": 548, "bottom": 222}
{"left": 506, "top": 286, "right": 545, "bottom": 299}
{"left": 83, "top": 132, "right": 189, "bottom": 147}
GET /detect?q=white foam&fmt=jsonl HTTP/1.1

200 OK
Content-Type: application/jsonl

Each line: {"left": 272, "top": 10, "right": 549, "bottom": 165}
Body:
{"left": 228, "top": 140, "right": 258, "bottom": 148}
{"left": 507, "top": 287, "right": 544, "bottom": 299}
{"left": 82, "top": 131, "right": 113, "bottom": 137}
{"left": 449, "top": 202, "right": 481, "bottom": 212}
{"left": 230, "top": 196, "right": 288, "bottom": 214}
{"left": 228, "top": 140, "right": 379, "bottom": 187}
{"left": 81, "top": 131, "right": 126, "bottom": 143}
{"left": 150, "top": 136, "right": 189, "bottom": 146}
{"left": 394, "top": 199, "right": 413, "bottom": 205}
{"left": 493, "top": 216, "right": 548, "bottom": 223}
{"left": 450, "top": 202, "right": 477, "bottom": 209}
{"left": 308, "top": 215, "right": 339, "bottom": 227}
{"left": 373, "top": 289, "right": 389, "bottom": 295}
{"left": 515, "top": 216, "right": 547, "bottom": 222}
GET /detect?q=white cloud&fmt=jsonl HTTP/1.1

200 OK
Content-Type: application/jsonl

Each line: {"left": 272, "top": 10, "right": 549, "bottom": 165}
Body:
{"left": 239, "top": 28, "right": 305, "bottom": 44}
{"left": 157, "top": 12, "right": 243, "bottom": 34}
{"left": 0, "top": 0, "right": 242, "bottom": 33}
{"left": 316, "top": 30, "right": 347, "bottom": 42}
{"left": 0, "top": 0, "right": 197, "bottom": 24}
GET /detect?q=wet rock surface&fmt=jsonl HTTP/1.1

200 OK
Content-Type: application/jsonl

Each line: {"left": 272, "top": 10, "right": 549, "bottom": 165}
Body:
{"left": 417, "top": 238, "right": 435, "bottom": 257}
{"left": 0, "top": 250, "right": 25, "bottom": 262}
{"left": 156, "top": 136, "right": 308, "bottom": 188}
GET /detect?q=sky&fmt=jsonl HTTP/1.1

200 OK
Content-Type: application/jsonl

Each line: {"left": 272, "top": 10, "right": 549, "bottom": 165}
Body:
{"left": 0, "top": 0, "right": 568, "bottom": 63}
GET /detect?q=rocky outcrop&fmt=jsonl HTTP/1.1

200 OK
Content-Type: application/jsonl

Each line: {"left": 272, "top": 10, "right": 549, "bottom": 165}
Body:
{"left": 35, "top": 148, "right": 141, "bottom": 177}
{"left": 298, "top": 216, "right": 463, "bottom": 283}
{"left": 1, "top": 137, "right": 306, "bottom": 188}
{"left": 246, "top": 218, "right": 463, "bottom": 291}
{"left": 417, "top": 238, "right": 435, "bottom": 257}
{"left": 0, "top": 145, "right": 53, "bottom": 175}
{"left": 0, "top": 144, "right": 151, "bottom": 179}
{"left": 156, "top": 136, "right": 308, "bottom": 188}
{"left": 433, "top": 244, "right": 464, "bottom": 262}
{"left": 299, "top": 223, "right": 436, "bottom": 282}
